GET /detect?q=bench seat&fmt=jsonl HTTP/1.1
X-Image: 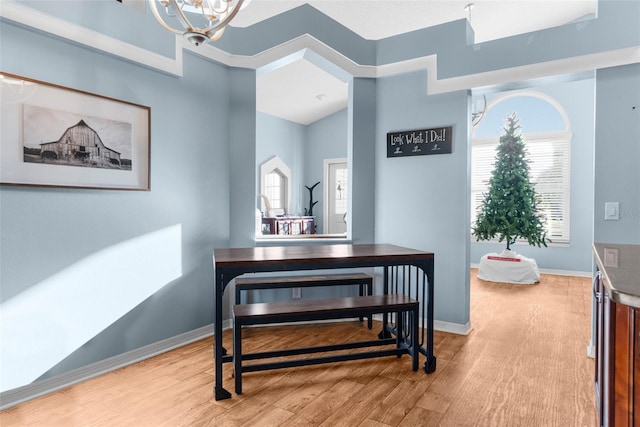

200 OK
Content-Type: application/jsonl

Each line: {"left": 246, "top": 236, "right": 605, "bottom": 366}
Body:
{"left": 232, "top": 294, "right": 419, "bottom": 394}
{"left": 234, "top": 272, "right": 374, "bottom": 328}
{"left": 234, "top": 272, "right": 373, "bottom": 303}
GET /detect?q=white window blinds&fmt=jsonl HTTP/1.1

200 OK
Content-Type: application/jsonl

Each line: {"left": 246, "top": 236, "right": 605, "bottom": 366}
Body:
{"left": 471, "top": 131, "right": 571, "bottom": 243}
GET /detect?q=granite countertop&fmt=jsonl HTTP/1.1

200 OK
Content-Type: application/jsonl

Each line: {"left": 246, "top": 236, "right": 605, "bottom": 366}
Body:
{"left": 593, "top": 243, "right": 640, "bottom": 309}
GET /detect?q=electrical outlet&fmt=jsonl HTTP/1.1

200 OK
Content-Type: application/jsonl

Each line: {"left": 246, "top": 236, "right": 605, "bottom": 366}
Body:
{"left": 604, "top": 248, "right": 619, "bottom": 268}
{"left": 292, "top": 287, "right": 301, "bottom": 299}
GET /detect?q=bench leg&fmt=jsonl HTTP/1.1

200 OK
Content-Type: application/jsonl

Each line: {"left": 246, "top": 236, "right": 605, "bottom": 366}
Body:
{"left": 233, "top": 321, "right": 242, "bottom": 395}
{"left": 358, "top": 284, "right": 365, "bottom": 323}
{"left": 395, "top": 311, "right": 403, "bottom": 356}
{"left": 411, "top": 307, "right": 419, "bottom": 372}
{"left": 365, "top": 279, "right": 373, "bottom": 298}
{"left": 356, "top": 280, "right": 375, "bottom": 329}
{"left": 365, "top": 280, "right": 373, "bottom": 329}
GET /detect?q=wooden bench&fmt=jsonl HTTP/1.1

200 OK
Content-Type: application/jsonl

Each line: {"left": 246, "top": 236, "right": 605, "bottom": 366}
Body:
{"left": 234, "top": 272, "right": 374, "bottom": 328}
{"left": 232, "top": 294, "right": 419, "bottom": 395}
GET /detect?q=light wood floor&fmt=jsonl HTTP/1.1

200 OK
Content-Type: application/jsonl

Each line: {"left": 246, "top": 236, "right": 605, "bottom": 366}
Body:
{"left": 1, "top": 270, "right": 597, "bottom": 426}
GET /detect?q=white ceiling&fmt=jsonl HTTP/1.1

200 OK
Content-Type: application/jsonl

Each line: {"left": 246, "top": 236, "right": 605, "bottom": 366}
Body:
{"left": 245, "top": 0, "right": 597, "bottom": 125}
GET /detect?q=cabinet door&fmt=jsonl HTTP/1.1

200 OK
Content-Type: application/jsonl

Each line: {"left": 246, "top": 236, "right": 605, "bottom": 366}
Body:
{"left": 290, "top": 220, "right": 302, "bottom": 235}
{"left": 603, "top": 288, "right": 613, "bottom": 426}
{"left": 594, "top": 270, "right": 639, "bottom": 427}
{"left": 277, "top": 220, "right": 290, "bottom": 235}
{"left": 613, "top": 303, "right": 633, "bottom": 426}
{"left": 302, "top": 218, "right": 315, "bottom": 234}
{"left": 634, "top": 309, "right": 639, "bottom": 426}
{"left": 595, "top": 272, "right": 606, "bottom": 426}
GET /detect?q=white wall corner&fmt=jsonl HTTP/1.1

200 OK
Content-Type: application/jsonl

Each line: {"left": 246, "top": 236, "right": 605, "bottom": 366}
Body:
{"left": 434, "top": 319, "right": 472, "bottom": 336}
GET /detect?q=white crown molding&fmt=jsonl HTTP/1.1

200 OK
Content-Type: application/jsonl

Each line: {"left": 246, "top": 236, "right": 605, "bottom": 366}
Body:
{"left": 2, "top": 1, "right": 639, "bottom": 94}
{"left": 426, "top": 46, "right": 640, "bottom": 95}
{"left": 0, "top": 0, "right": 184, "bottom": 77}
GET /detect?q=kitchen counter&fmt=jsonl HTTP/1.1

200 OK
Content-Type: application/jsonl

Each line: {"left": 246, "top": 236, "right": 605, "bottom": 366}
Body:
{"left": 593, "top": 243, "right": 640, "bottom": 309}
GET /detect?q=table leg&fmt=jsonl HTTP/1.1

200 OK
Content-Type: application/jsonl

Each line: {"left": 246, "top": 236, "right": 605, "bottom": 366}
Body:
{"left": 424, "top": 259, "right": 437, "bottom": 373}
{"left": 233, "top": 320, "right": 242, "bottom": 395}
{"left": 214, "top": 273, "right": 232, "bottom": 400}
{"left": 412, "top": 306, "right": 419, "bottom": 371}
{"left": 378, "top": 266, "right": 392, "bottom": 339}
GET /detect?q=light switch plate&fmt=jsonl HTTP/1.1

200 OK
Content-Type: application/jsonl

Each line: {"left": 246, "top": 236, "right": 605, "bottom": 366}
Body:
{"left": 604, "top": 202, "right": 619, "bottom": 220}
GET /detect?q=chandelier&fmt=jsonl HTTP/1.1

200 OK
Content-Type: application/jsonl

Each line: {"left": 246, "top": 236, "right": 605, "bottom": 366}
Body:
{"left": 148, "top": 0, "right": 251, "bottom": 46}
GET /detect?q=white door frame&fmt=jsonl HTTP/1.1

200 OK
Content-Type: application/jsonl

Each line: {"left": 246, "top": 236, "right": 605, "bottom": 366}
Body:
{"left": 323, "top": 157, "right": 347, "bottom": 234}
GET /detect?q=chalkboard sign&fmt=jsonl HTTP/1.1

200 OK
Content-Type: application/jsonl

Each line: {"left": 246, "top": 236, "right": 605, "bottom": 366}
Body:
{"left": 387, "top": 126, "right": 453, "bottom": 158}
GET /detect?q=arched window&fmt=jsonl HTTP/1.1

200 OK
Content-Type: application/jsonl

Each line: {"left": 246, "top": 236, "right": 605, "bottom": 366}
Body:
{"left": 264, "top": 171, "right": 284, "bottom": 211}
{"left": 260, "top": 156, "right": 291, "bottom": 216}
{"left": 471, "top": 91, "right": 572, "bottom": 243}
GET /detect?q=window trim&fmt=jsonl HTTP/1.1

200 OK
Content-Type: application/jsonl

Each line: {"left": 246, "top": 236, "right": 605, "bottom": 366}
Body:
{"left": 323, "top": 157, "right": 348, "bottom": 235}
{"left": 471, "top": 91, "right": 572, "bottom": 245}
{"left": 260, "top": 156, "right": 291, "bottom": 215}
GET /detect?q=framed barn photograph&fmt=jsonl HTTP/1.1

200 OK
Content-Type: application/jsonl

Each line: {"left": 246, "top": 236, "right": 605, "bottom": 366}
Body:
{"left": 0, "top": 72, "right": 150, "bottom": 190}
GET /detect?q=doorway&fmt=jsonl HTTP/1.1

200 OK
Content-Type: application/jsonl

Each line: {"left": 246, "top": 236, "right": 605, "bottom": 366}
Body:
{"left": 324, "top": 158, "right": 347, "bottom": 234}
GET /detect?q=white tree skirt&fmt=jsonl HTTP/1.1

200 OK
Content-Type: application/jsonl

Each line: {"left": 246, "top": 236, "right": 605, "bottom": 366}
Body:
{"left": 477, "top": 250, "right": 540, "bottom": 285}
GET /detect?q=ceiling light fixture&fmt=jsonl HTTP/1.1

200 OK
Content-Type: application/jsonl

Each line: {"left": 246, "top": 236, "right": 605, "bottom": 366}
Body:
{"left": 472, "top": 94, "right": 487, "bottom": 127}
{"left": 148, "top": 0, "right": 252, "bottom": 46}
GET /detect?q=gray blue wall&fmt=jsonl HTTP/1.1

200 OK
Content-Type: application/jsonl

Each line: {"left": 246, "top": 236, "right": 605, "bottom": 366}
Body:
{"left": 1, "top": 0, "right": 638, "bottom": 397}
{"left": 256, "top": 112, "right": 306, "bottom": 216}
{"left": 375, "top": 70, "right": 471, "bottom": 326}
{"left": 594, "top": 64, "right": 640, "bottom": 244}
{"left": 256, "top": 108, "right": 348, "bottom": 230}
{"left": 0, "top": 20, "right": 230, "bottom": 387}
{"left": 305, "top": 108, "right": 349, "bottom": 231}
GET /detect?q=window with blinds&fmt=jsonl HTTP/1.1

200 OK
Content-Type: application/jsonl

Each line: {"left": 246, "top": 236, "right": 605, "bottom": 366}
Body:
{"left": 264, "top": 171, "right": 284, "bottom": 209}
{"left": 471, "top": 131, "right": 571, "bottom": 244}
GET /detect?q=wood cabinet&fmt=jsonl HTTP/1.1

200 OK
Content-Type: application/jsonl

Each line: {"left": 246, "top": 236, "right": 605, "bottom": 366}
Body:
{"left": 261, "top": 216, "right": 315, "bottom": 235}
{"left": 594, "top": 271, "right": 639, "bottom": 427}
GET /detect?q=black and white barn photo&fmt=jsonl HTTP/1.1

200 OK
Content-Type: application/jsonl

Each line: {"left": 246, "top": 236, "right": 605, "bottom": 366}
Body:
{"left": 22, "top": 104, "right": 132, "bottom": 171}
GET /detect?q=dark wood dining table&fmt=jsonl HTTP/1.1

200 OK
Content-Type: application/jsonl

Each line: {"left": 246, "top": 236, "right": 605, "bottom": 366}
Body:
{"left": 212, "top": 243, "right": 436, "bottom": 400}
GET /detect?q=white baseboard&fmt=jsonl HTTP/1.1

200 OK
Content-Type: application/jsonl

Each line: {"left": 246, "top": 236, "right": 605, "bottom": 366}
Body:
{"left": 0, "top": 324, "right": 216, "bottom": 411}
{"left": 371, "top": 314, "right": 471, "bottom": 336}
{"left": 0, "top": 314, "right": 471, "bottom": 410}
{"left": 538, "top": 268, "right": 592, "bottom": 278}
{"left": 434, "top": 320, "right": 472, "bottom": 335}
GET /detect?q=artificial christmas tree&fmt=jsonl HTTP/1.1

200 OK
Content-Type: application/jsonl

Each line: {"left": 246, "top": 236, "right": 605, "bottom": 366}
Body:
{"left": 473, "top": 113, "right": 547, "bottom": 284}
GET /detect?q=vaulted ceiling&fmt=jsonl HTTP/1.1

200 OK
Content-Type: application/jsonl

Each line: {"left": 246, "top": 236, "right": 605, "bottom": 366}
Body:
{"left": 234, "top": 0, "right": 597, "bottom": 43}
{"left": 237, "top": 1, "right": 598, "bottom": 125}
{"left": 119, "top": 1, "right": 599, "bottom": 124}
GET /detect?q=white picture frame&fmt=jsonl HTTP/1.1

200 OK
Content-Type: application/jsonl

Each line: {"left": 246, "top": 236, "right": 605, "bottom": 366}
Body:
{"left": 0, "top": 72, "right": 151, "bottom": 190}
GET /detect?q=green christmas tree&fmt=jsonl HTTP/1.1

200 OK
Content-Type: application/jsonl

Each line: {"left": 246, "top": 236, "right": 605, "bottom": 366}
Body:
{"left": 473, "top": 113, "right": 547, "bottom": 250}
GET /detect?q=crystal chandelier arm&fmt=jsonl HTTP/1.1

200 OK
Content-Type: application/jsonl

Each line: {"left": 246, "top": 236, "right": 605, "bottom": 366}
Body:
{"left": 166, "top": 0, "right": 199, "bottom": 34}
{"left": 148, "top": 0, "right": 183, "bottom": 35}
{"left": 204, "top": 0, "right": 245, "bottom": 38}
{"left": 148, "top": 0, "right": 250, "bottom": 44}
{"left": 208, "top": 28, "right": 226, "bottom": 42}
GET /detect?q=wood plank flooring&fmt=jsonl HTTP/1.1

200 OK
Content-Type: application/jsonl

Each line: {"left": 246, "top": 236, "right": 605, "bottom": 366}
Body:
{"left": 0, "top": 270, "right": 597, "bottom": 426}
